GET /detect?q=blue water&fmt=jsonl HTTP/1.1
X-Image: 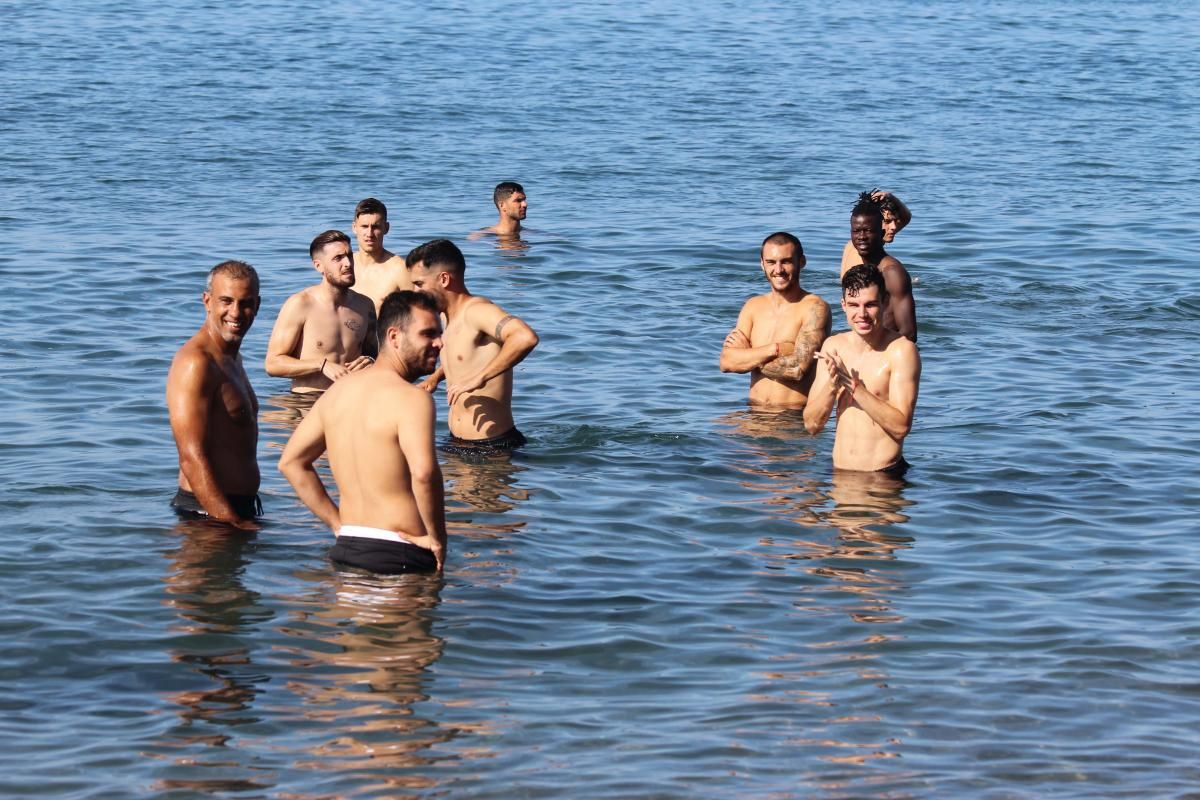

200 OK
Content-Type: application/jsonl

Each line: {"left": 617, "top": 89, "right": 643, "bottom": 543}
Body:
{"left": 3, "top": 1, "right": 1200, "bottom": 797}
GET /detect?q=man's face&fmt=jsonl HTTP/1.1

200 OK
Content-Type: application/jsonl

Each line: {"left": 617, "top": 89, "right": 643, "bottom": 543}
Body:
{"left": 760, "top": 241, "right": 804, "bottom": 291}
{"left": 498, "top": 191, "right": 527, "bottom": 221}
{"left": 841, "top": 284, "right": 885, "bottom": 337}
{"left": 396, "top": 306, "right": 443, "bottom": 377}
{"left": 353, "top": 213, "right": 389, "bottom": 253}
{"left": 204, "top": 275, "right": 260, "bottom": 344}
{"left": 881, "top": 210, "right": 900, "bottom": 243}
{"left": 314, "top": 241, "right": 355, "bottom": 289}
{"left": 851, "top": 213, "right": 883, "bottom": 258}
{"left": 408, "top": 261, "right": 448, "bottom": 311}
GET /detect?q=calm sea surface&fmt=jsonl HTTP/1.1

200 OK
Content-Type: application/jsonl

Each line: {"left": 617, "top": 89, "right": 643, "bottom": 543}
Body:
{"left": 3, "top": 1, "right": 1199, "bottom": 797}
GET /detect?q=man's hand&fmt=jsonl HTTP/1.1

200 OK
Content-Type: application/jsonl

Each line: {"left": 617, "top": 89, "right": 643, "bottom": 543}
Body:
{"left": 817, "top": 351, "right": 860, "bottom": 396}
{"left": 344, "top": 356, "right": 374, "bottom": 372}
{"left": 405, "top": 534, "right": 445, "bottom": 572}
{"left": 446, "top": 373, "right": 486, "bottom": 407}
{"left": 724, "top": 329, "right": 749, "bottom": 348}
{"left": 419, "top": 373, "right": 442, "bottom": 393}
{"left": 320, "top": 359, "right": 350, "bottom": 382}
{"left": 776, "top": 341, "right": 795, "bottom": 358}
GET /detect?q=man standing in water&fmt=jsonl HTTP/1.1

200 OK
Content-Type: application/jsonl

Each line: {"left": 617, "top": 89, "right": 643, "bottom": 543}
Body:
{"left": 265, "top": 230, "right": 377, "bottom": 394}
{"left": 350, "top": 198, "right": 412, "bottom": 312}
{"left": 720, "top": 232, "right": 831, "bottom": 408}
{"left": 804, "top": 264, "right": 920, "bottom": 475}
{"left": 842, "top": 194, "right": 917, "bottom": 342}
{"left": 476, "top": 181, "right": 527, "bottom": 240}
{"left": 839, "top": 189, "right": 912, "bottom": 274}
{"left": 167, "top": 261, "right": 263, "bottom": 528}
{"left": 279, "top": 291, "right": 448, "bottom": 573}
{"left": 407, "top": 239, "right": 539, "bottom": 449}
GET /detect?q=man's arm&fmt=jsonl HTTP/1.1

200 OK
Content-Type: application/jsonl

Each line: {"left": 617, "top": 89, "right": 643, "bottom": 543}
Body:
{"left": 832, "top": 339, "right": 921, "bottom": 442}
{"left": 278, "top": 400, "right": 340, "bottom": 531}
{"left": 445, "top": 302, "right": 539, "bottom": 407}
{"left": 719, "top": 302, "right": 792, "bottom": 373}
{"left": 419, "top": 365, "right": 444, "bottom": 393}
{"left": 263, "top": 295, "right": 348, "bottom": 380}
{"left": 167, "top": 349, "right": 253, "bottom": 527}
{"left": 397, "top": 392, "right": 446, "bottom": 570}
{"left": 803, "top": 341, "right": 841, "bottom": 435}
{"left": 761, "top": 298, "right": 832, "bottom": 382}
{"left": 881, "top": 261, "right": 917, "bottom": 342}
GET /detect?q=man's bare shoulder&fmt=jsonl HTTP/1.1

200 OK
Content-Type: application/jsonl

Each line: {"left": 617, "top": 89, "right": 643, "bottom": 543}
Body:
{"left": 740, "top": 292, "right": 773, "bottom": 315}
{"left": 822, "top": 330, "right": 857, "bottom": 354}
{"left": 885, "top": 331, "right": 920, "bottom": 360}
{"left": 879, "top": 252, "right": 906, "bottom": 271}
{"left": 800, "top": 291, "right": 830, "bottom": 312}
{"left": 346, "top": 289, "right": 376, "bottom": 316}
{"left": 169, "top": 334, "right": 217, "bottom": 386}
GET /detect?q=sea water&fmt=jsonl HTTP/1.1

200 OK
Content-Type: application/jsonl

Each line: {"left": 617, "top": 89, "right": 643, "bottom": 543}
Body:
{"left": 2, "top": 1, "right": 1199, "bottom": 797}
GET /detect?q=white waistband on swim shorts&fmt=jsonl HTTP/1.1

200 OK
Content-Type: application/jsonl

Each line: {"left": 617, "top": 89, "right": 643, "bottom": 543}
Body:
{"left": 336, "top": 525, "right": 419, "bottom": 545}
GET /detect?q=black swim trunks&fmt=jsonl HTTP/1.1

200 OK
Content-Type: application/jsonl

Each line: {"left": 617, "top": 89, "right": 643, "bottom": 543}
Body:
{"left": 170, "top": 488, "right": 263, "bottom": 520}
{"left": 443, "top": 427, "right": 527, "bottom": 455}
{"left": 878, "top": 457, "right": 911, "bottom": 478}
{"left": 330, "top": 535, "right": 438, "bottom": 575}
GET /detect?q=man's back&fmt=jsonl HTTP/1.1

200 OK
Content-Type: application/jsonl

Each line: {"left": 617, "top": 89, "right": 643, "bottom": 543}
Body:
{"left": 317, "top": 367, "right": 432, "bottom": 535}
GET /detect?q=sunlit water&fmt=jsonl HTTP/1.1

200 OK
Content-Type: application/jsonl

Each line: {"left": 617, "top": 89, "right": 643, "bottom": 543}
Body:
{"left": 3, "top": 1, "right": 1199, "bottom": 797}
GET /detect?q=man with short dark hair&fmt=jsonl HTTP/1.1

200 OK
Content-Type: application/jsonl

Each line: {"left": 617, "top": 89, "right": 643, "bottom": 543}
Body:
{"left": 720, "top": 232, "right": 831, "bottom": 408}
{"left": 351, "top": 197, "right": 412, "bottom": 312}
{"left": 804, "top": 264, "right": 921, "bottom": 474}
{"left": 408, "top": 239, "right": 539, "bottom": 449}
{"left": 279, "top": 290, "right": 448, "bottom": 573}
{"left": 265, "top": 230, "right": 376, "bottom": 394}
{"left": 843, "top": 195, "right": 917, "bottom": 341}
{"left": 484, "top": 181, "right": 527, "bottom": 238}
{"left": 167, "top": 261, "right": 263, "bottom": 528}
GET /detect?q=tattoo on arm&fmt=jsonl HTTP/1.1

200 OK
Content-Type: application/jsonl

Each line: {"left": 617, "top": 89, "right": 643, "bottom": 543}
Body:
{"left": 494, "top": 315, "right": 516, "bottom": 340}
{"left": 760, "top": 340, "right": 819, "bottom": 381}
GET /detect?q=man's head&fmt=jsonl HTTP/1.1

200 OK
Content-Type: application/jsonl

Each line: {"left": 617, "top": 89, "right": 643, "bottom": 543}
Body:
{"left": 876, "top": 194, "right": 902, "bottom": 243}
{"left": 309, "top": 230, "right": 355, "bottom": 289}
{"left": 850, "top": 194, "right": 885, "bottom": 260}
{"left": 759, "top": 231, "right": 806, "bottom": 292}
{"left": 203, "top": 260, "right": 261, "bottom": 344}
{"left": 406, "top": 239, "right": 466, "bottom": 311}
{"left": 841, "top": 263, "right": 889, "bottom": 337}
{"left": 352, "top": 197, "right": 390, "bottom": 255}
{"left": 377, "top": 290, "right": 442, "bottom": 377}
{"left": 493, "top": 181, "right": 527, "bottom": 221}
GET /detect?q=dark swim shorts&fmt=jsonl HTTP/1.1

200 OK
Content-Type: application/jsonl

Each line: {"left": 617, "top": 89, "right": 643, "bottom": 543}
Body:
{"left": 170, "top": 488, "right": 263, "bottom": 520}
{"left": 878, "top": 457, "right": 911, "bottom": 478}
{"left": 330, "top": 535, "right": 438, "bottom": 575}
{"left": 443, "top": 427, "right": 527, "bottom": 455}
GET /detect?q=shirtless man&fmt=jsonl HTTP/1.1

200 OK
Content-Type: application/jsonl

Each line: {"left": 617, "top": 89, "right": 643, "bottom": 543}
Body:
{"left": 265, "top": 230, "right": 377, "bottom": 394}
{"left": 720, "top": 232, "right": 831, "bottom": 408}
{"left": 475, "top": 181, "right": 527, "bottom": 239}
{"left": 279, "top": 290, "right": 447, "bottom": 574}
{"left": 804, "top": 264, "right": 921, "bottom": 474}
{"left": 350, "top": 198, "right": 412, "bottom": 312}
{"left": 841, "top": 195, "right": 917, "bottom": 342}
{"left": 839, "top": 189, "right": 912, "bottom": 273}
{"left": 407, "top": 239, "right": 539, "bottom": 448}
{"left": 167, "top": 261, "right": 263, "bottom": 528}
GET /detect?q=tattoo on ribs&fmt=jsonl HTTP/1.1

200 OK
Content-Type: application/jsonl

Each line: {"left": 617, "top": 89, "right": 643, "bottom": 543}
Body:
{"left": 494, "top": 314, "right": 516, "bottom": 340}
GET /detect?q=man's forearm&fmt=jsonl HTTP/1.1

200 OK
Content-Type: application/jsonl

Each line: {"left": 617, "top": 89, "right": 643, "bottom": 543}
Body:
{"left": 412, "top": 469, "right": 447, "bottom": 547}
{"left": 720, "top": 343, "right": 781, "bottom": 374}
{"left": 851, "top": 386, "right": 911, "bottom": 441}
{"left": 760, "top": 341, "right": 819, "bottom": 381}
{"left": 281, "top": 463, "right": 340, "bottom": 530}
{"left": 180, "top": 454, "right": 245, "bottom": 523}
{"left": 266, "top": 353, "right": 327, "bottom": 378}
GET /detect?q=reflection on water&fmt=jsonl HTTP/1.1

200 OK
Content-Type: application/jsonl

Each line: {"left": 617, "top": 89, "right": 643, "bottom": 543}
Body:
{"left": 155, "top": 521, "right": 274, "bottom": 793}
{"left": 261, "top": 391, "right": 317, "bottom": 440}
{"left": 275, "top": 570, "right": 467, "bottom": 795}
{"left": 441, "top": 451, "right": 530, "bottom": 588}
{"left": 720, "top": 409, "right": 917, "bottom": 775}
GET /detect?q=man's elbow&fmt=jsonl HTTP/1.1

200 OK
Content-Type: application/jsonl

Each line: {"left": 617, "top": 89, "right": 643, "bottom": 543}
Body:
{"left": 264, "top": 355, "right": 286, "bottom": 377}
{"left": 518, "top": 327, "right": 539, "bottom": 354}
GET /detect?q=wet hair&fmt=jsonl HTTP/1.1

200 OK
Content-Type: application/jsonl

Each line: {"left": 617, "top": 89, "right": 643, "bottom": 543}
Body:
{"left": 309, "top": 229, "right": 351, "bottom": 259}
{"left": 377, "top": 290, "right": 439, "bottom": 349}
{"left": 493, "top": 181, "right": 525, "bottom": 208}
{"left": 851, "top": 192, "right": 883, "bottom": 222}
{"left": 405, "top": 238, "right": 466, "bottom": 276}
{"left": 760, "top": 231, "right": 804, "bottom": 257}
{"left": 874, "top": 191, "right": 900, "bottom": 218}
{"left": 354, "top": 197, "right": 387, "bottom": 220}
{"left": 206, "top": 260, "right": 259, "bottom": 294}
{"left": 842, "top": 263, "right": 888, "bottom": 300}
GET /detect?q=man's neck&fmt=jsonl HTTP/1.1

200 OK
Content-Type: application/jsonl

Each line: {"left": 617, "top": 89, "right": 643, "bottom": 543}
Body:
{"left": 201, "top": 324, "right": 241, "bottom": 358}
{"left": 444, "top": 288, "right": 474, "bottom": 319}
{"left": 319, "top": 280, "right": 350, "bottom": 305}
{"left": 494, "top": 216, "right": 521, "bottom": 237}
{"left": 357, "top": 247, "right": 393, "bottom": 267}
{"left": 771, "top": 283, "right": 805, "bottom": 303}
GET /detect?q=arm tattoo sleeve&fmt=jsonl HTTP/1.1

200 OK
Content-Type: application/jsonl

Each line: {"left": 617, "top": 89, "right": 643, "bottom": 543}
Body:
{"left": 494, "top": 314, "right": 516, "bottom": 340}
{"left": 760, "top": 340, "right": 818, "bottom": 381}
